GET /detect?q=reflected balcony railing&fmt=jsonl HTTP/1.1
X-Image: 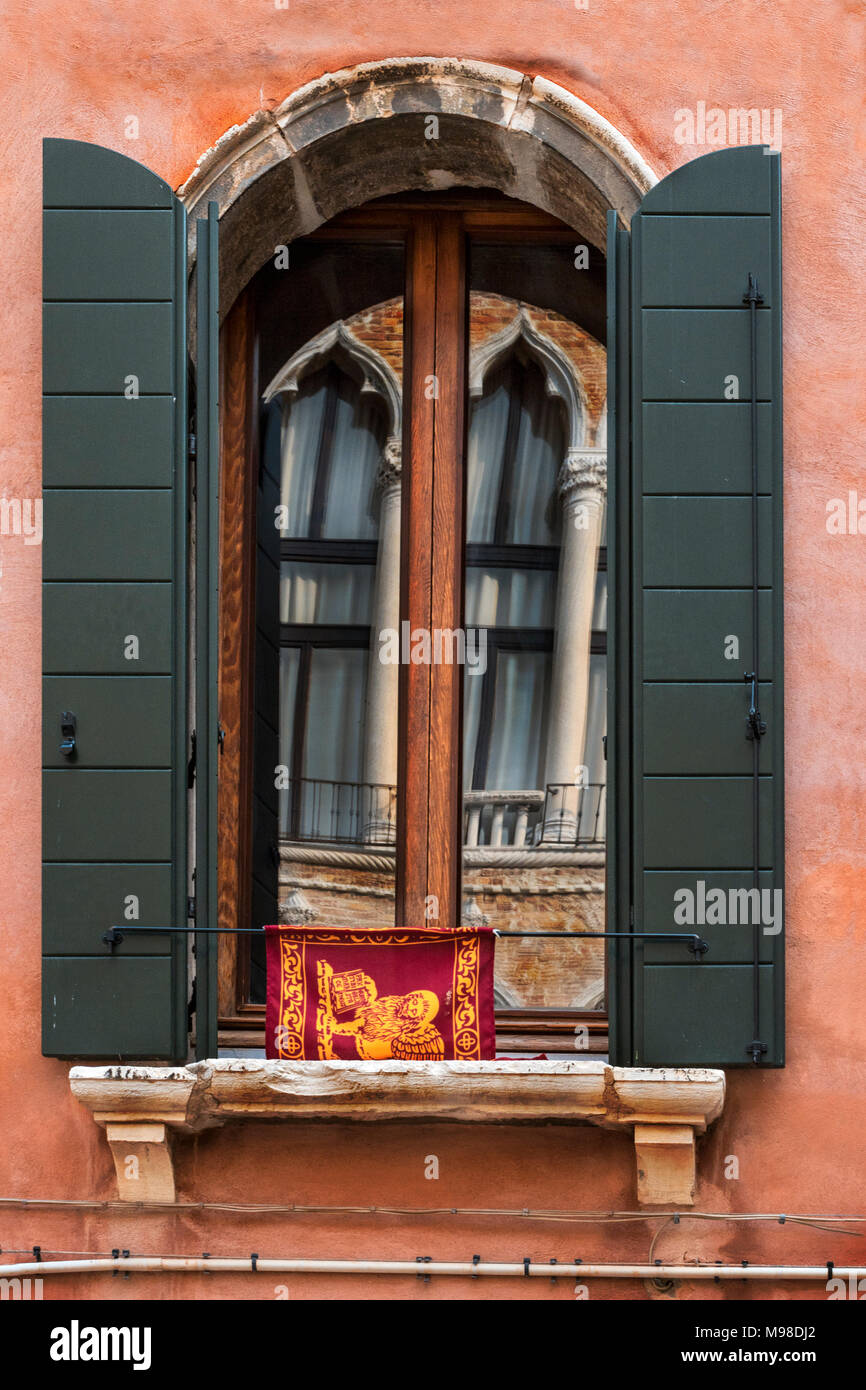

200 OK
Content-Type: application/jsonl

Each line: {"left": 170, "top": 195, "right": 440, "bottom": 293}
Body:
{"left": 279, "top": 779, "right": 606, "bottom": 849}
{"left": 464, "top": 784, "right": 605, "bottom": 848}
{"left": 280, "top": 779, "right": 397, "bottom": 846}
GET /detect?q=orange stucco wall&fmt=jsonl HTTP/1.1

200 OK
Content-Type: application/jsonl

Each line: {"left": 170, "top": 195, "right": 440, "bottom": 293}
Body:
{"left": 1, "top": 0, "right": 864, "bottom": 1300}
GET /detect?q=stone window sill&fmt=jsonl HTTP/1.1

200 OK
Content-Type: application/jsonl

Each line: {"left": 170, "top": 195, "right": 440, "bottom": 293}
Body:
{"left": 70, "top": 1059, "right": 724, "bottom": 1208}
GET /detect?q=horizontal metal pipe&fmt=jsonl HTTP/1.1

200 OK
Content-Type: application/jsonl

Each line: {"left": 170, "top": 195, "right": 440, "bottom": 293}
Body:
{"left": 106, "top": 925, "right": 707, "bottom": 948}
{"left": 0, "top": 1257, "right": 861, "bottom": 1281}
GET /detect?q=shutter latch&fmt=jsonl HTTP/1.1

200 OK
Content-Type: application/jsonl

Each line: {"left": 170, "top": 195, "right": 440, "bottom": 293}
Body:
{"left": 60, "top": 710, "right": 77, "bottom": 758}
{"left": 744, "top": 671, "right": 766, "bottom": 741}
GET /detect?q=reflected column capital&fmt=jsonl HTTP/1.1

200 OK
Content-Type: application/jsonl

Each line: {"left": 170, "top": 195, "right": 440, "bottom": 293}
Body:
{"left": 376, "top": 436, "right": 402, "bottom": 492}
{"left": 557, "top": 446, "right": 607, "bottom": 505}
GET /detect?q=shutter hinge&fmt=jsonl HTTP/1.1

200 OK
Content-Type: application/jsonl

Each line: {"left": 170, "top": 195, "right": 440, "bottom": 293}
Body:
{"left": 188, "top": 432, "right": 197, "bottom": 460}
{"left": 187, "top": 730, "right": 196, "bottom": 787}
{"left": 218, "top": 723, "right": 226, "bottom": 753}
{"left": 629, "top": 905, "right": 635, "bottom": 928}
{"left": 187, "top": 895, "right": 196, "bottom": 921}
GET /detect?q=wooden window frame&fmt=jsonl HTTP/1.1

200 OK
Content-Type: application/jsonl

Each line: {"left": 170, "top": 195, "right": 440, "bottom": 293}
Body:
{"left": 216, "top": 196, "right": 609, "bottom": 1051}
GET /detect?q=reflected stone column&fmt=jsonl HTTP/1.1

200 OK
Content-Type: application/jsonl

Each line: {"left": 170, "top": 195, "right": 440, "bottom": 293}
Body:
{"left": 542, "top": 448, "right": 607, "bottom": 843}
{"left": 362, "top": 437, "right": 402, "bottom": 844}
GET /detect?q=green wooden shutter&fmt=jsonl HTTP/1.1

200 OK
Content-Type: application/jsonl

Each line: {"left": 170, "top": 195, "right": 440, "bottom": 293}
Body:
{"left": 608, "top": 145, "right": 784, "bottom": 1067}
{"left": 42, "top": 139, "right": 190, "bottom": 1059}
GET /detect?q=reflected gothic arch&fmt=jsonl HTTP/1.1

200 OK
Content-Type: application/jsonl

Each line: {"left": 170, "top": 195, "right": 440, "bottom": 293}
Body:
{"left": 469, "top": 304, "right": 588, "bottom": 453}
{"left": 263, "top": 319, "right": 402, "bottom": 443}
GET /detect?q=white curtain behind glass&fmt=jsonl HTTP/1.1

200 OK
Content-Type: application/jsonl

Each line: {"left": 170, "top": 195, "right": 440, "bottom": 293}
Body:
{"left": 277, "top": 363, "right": 383, "bottom": 841}
{"left": 466, "top": 358, "right": 563, "bottom": 546}
{"left": 485, "top": 651, "right": 551, "bottom": 790}
{"left": 278, "top": 368, "right": 381, "bottom": 540}
{"left": 465, "top": 356, "right": 564, "bottom": 793}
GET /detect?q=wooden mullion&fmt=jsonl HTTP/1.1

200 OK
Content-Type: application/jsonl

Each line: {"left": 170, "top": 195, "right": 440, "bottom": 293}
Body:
{"left": 396, "top": 219, "right": 436, "bottom": 927}
{"left": 428, "top": 214, "right": 467, "bottom": 928}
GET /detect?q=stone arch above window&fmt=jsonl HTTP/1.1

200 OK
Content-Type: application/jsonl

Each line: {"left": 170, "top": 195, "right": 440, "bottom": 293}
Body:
{"left": 179, "top": 56, "right": 657, "bottom": 322}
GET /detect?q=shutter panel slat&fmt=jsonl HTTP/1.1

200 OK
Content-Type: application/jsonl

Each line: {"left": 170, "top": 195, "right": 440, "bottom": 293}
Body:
{"left": 642, "top": 778, "right": 774, "bottom": 870}
{"left": 44, "top": 397, "right": 174, "bottom": 487}
{"left": 608, "top": 145, "right": 784, "bottom": 1068}
{"left": 42, "top": 677, "right": 173, "bottom": 766}
{"left": 43, "top": 960, "right": 177, "bottom": 1058}
{"left": 640, "top": 217, "right": 773, "bottom": 307}
{"left": 43, "top": 584, "right": 173, "bottom": 673}
{"left": 43, "top": 491, "right": 173, "bottom": 579}
{"left": 43, "top": 211, "right": 175, "bottom": 301}
{"left": 42, "top": 138, "right": 189, "bottom": 1060}
{"left": 43, "top": 865, "right": 172, "bottom": 956}
{"left": 643, "top": 590, "right": 773, "bottom": 680}
{"left": 641, "top": 309, "right": 772, "bottom": 399}
{"left": 642, "top": 402, "right": 773, "bottom": 493}
{"left": 43, "top": 770, "right": 174, "bottom": 861}
{"left": 642, "top": 497, "right": 773, "bottom": 587}
{"left": 43, "top": 138, "right": 173, "bottom": 209}
{"left": 636, "top": 144, "right": 771, "bottom": 213}
{"left": 43, "top": 303, "right": 176, "bottom": 393}
{"left": 643, "top": 684, "right": 774, "bottom": 775}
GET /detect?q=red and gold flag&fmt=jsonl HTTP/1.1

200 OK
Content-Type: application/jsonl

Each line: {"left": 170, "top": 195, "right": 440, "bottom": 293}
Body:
{"left": 265, "top": 924, "right": 495, "bottom": 1061}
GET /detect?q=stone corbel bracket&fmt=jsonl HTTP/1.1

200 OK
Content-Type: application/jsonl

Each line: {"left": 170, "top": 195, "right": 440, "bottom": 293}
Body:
{"left": 70, "top": 1060, "right": 724, "bottom": 1206}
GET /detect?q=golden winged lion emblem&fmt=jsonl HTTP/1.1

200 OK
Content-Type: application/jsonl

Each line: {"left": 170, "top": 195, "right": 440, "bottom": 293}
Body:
{"left": 316, "top": 962, "right": 445, "bottom": 1060}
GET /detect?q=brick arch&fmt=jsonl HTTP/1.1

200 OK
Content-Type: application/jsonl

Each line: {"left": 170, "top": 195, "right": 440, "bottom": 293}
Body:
{"left": 179, "top": 56, "right": 656, "bottom": 320}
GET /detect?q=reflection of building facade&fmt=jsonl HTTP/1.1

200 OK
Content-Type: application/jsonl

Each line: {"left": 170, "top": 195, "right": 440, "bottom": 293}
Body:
{"left": 268, "top": 293, "right": 608, "bottom": 1016}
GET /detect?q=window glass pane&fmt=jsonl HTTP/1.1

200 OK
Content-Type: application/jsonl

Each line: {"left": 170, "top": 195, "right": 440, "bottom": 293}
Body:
{"left": 321, "top": 383, "right": 381, "bottom": 539}
{"left": 463, "top": 268, "right": 607, "bottom": 1017}
{"left": 466, "top": 358, "right": 562, "bottom": 545}
{"left": 509, "top": 371, "right": 563, "bottom": 544}
{"left": 279, "top": 367, "right": 384, "bottom": 540}
{"left": 296, "top": 648, "right": 369, "bottom": 842}
{"left": 280, "top": 561, "right": 373, "bottom": 625}
{"left": 485, "top": 650, "right": 550, "bottom": 791}
{"left": 466, "top": 567, "right": 555, "bottom": 628}
{"left": 466, "top": 378, "right": 509, "bottom": 542}
{"left": 278, "top": 647, "right": 300, "bottom": 837}
{"left": 278, "top": 376, "right": 326, "bottom": 536}
{"left": 248, "top": 240, "right": 404, "bottom": 992}
{"left": 592, "top": 570, "right": 607, "bottom": 632}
